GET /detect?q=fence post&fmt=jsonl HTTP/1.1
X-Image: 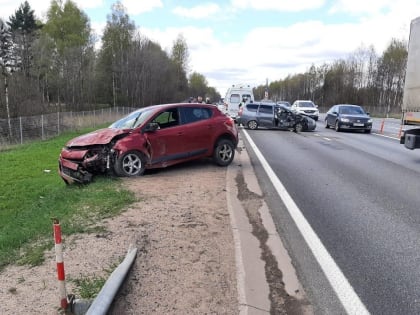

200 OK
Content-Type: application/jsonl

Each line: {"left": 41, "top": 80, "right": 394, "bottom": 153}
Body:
{"left": 57, "top": 112, "right": 60, "bottom": 136}
{"left": 20, "top": 116, "right": 23, "bottom": 145}
{"left": 41, "top": 114, "right": 44, "bottom": 140}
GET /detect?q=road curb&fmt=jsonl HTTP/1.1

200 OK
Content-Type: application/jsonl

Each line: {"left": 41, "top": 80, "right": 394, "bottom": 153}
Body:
{"left": 226, "top": 136, "right": 309, "bottom": 314}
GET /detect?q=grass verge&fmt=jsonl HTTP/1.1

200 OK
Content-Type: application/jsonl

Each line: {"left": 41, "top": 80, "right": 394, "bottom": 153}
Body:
{"left": 0, "top": 127, "right": 136, "bottom": 271}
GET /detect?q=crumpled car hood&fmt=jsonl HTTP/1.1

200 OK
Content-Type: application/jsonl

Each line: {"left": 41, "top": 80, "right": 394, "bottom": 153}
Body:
{"left": 66, "top": 128, "right": 129, "bottom": 147}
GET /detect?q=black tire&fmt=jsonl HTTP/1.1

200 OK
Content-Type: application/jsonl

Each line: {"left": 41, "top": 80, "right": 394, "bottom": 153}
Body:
{"left": 114, "top": 150, "right": 146, "bottom": 177}
{"left": 247, "top": 120, "right": 258, "bottom": 130}
{"left": 365, "top": 129, "right": 371, "bottom": 133}
{"left": 335, "top": 121, "right": 341, "bottom": 132}
{"left": 294, "top": 122, "right": 303, "bottom": 133}
{"left": 213, "top": 139, "right": 235, "bottom": 166}
{"left": 325, "top": 119, "right": 330, "bottom": 128}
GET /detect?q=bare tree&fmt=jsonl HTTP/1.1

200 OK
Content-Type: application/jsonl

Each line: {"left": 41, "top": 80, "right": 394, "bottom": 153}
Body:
{"left": 0, "top": 19, "right": 20, "bottom": 137}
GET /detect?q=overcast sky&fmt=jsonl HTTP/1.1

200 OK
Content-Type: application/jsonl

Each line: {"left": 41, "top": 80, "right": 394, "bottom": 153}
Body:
{"left": 1, "top": 0, "right": 420, "bottom": 96}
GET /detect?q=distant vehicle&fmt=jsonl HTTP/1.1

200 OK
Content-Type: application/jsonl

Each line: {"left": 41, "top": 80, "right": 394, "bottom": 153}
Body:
{"left": 277, "top": 101, "right": 291, "bottom": 107}
{"left": 291, "top": 100, "right": 319, "bottom": 121}
{"left": 324, "top": 104, "right": 372, "bottom": 133}
{"left": 400, "top": 16, "right": 420, "bottom": 150}
{"left": 236, "top": 102, "right": 316, "bottom": 132}
{"left": 58, "top": 103, "right": 239, "bottom": 184}
{"left": 224, "top": 83, "right": 254, "bottom": 120}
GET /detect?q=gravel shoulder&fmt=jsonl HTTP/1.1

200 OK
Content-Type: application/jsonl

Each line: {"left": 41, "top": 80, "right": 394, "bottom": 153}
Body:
{"left": 0, "top": 159, "right": 238, "bottom": 315}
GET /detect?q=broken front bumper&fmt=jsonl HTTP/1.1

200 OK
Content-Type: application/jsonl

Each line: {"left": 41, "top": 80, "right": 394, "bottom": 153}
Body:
{"left": 58, "top": 149, "right": 94, "bottom": 184}
{"left": 58, "top": 158, "right": 93, "bottom": 184}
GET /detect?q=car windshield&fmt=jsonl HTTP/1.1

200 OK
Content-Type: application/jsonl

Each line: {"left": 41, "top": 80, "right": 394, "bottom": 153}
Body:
{"left": 109, "top": 108, "right": 155, "bottom": 129}
{"left": 339, "top": 106, "right": 365, "bottom": 115}
{"left": 298, "top": 101, "right": 315, "bottom": 107}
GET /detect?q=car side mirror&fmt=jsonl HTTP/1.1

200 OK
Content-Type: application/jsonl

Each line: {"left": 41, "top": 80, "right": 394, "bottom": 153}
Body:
{"left": 144, "top": 122, "right": 160, "bottom": 133}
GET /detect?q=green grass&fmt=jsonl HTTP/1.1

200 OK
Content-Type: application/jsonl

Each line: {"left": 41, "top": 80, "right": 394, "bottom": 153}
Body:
{"left": 70, "top": 274, "right": 107, "bottom": 299}
{"left": 0, "top": 127, "right": 136, "bottom": 271}
{"left": 68, "top": 258, "right": 123, "bottom": 299}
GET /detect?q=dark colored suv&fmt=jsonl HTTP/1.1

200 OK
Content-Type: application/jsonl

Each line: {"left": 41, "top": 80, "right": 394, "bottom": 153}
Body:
{"left": 58, "top": 103, "right": 239, "bottom": 184}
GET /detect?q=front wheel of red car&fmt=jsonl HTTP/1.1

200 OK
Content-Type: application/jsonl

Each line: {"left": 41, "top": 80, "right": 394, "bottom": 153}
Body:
{"left": 213, "top": 139, "right": 235, "bottom": 166}
{"left": 114, "top": 150, "right": 146, "bottom": 177}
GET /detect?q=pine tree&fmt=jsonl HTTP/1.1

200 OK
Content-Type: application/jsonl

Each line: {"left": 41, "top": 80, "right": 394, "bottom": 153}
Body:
{"left": 7, "top": 1, "right": 39, "bottom": 77}
{"left": 7, "top": 1, "right": 37, "bottom": 33}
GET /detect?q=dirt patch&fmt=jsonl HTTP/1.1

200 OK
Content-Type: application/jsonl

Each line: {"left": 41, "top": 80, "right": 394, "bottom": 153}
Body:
{"left": 0, "top": 160, "right": 238, "bottom": 314}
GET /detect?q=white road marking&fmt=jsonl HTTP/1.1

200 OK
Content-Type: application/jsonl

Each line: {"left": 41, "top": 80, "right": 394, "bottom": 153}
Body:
{"left": 371, "top": 132, "right": 399, "bottom": 140}
{"left": 242, "top": 129, "right": 370, "bottom": 315}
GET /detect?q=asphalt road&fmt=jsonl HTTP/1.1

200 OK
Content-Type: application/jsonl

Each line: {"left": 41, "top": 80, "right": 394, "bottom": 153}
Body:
{"left": 241, "top": 120, "right": 420, "bottom": 315}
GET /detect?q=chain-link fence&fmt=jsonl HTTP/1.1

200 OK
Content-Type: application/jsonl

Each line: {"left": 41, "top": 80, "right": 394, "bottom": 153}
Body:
{"left": 0, "top": 107, "right": 135, "bottom": 148}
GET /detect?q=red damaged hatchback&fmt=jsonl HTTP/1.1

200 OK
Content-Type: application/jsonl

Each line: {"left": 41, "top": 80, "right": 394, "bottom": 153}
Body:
{"left": 58, "top": 103, "right": 239, "bottom": 184}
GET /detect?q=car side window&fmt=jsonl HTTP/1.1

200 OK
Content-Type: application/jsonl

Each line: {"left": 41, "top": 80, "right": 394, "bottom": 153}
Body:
{"left": 152, "top": 108, "right": 179, "bottom": 129}
{"left": 246, "top": 104, "right": 259, "bottom": 112}
{"left": 259, "top": 105, "right": 273, "bottom": 114}
{"left": 180, "top": 107, "right": 212, "bottom": 124}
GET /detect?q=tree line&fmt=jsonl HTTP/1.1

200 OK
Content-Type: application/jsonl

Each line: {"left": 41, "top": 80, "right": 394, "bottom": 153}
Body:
{"left": 254, "top": 39, "right": 408, "bottom": 115}
{"left": 0, "top": 0, "right": 219, "bottom": 123}
{"left": 0, "top": 0, "right": 409, "bottom": 124}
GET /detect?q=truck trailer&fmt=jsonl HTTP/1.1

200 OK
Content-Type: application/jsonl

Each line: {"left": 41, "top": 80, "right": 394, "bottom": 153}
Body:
{"left": 400, "top": 16, "right": 420, "bottom": 150}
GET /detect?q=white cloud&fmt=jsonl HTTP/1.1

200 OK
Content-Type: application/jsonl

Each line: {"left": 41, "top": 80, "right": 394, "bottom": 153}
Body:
{"left": 173, "top": 3, "right": 221, "bottom": 19}
{"left": 122, "top": 0, "right": 163, "bottom": 15}
{"left": 230, "top": 0, "right": 325, "bottom": 11}
{"left": 74, "top": 0, "right": 104, "bottom": 10}
{"left": 328, "top": 0, "right": 395, "bottom": 15}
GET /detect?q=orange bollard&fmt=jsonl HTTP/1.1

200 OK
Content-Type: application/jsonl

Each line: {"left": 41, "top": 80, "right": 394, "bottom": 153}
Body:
{"left": 398, "top": 124, "right": 404, "bottom": 138}
{"left": 380, "top": 119, "right": 385, "bottom": 133}
{"left": 53, "top": 218, "right": 68, "bottom": 310}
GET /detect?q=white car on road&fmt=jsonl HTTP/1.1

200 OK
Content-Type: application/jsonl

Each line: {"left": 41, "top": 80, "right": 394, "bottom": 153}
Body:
{"left": 291, "top": 100, "right": 319, "bottom": 121}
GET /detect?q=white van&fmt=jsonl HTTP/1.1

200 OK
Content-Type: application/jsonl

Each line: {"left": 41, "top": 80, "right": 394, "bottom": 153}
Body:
{"left": 224, "top": 84, "right": 254, "bottom": 120}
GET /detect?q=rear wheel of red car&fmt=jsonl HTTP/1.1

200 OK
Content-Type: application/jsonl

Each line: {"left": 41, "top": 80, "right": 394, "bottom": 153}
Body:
{"left": 114, "top": 150, "right": 146, "bottom": 177}
{"left": 213, "top": 139, "right": 235, "bottom": 166}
